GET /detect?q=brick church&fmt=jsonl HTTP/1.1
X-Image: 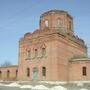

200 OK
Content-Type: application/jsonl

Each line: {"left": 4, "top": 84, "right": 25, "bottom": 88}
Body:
{"left": 0, "top": 10, "right": 90, "bottom": 81}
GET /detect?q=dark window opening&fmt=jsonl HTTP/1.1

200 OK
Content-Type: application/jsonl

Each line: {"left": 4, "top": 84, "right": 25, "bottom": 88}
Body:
{"left": 82, "top": 67, "right": 87, "bottom": 76}
{"left": 7, "top": 70, "right": 10, "bottom": 78}
{"left": 27, "top": 68, "right": 30, "bottom": 77}
{"left": 35, "top": 49, "right": 38, "bottom": 57}
{"left": 0, "top": 71, "right": 2, "bottom": 78}
{"left": 42, "top": 67, "right": 46, "bottom": 77}
{"left": 16, "top": 70, "right": 18, "bottom": 77}
{"left": 42, "top": 48, "right": 46, "bottom": 56}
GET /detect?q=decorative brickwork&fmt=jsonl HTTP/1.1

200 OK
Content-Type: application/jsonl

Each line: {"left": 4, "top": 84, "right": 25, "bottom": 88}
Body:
{"left": 0, "top": 10, "right": 90, "bottom": 81}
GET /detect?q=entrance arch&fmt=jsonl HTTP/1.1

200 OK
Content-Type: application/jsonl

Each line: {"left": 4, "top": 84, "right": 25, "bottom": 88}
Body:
{"left": 32, "top": 67, "right": 38, "bottom": 80}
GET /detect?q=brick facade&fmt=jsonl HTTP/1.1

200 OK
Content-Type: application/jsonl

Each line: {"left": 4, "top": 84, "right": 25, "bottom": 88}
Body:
{"left": 0, "top": 10, "right": 90, "bottom": 81}
{"left": 0, "top": 65, "right": 18, "bottom": 80}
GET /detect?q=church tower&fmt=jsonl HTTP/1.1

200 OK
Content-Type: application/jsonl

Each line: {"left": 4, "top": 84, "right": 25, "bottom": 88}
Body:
{"left": 40, "top": 10, "right": 74, "bottom": 36}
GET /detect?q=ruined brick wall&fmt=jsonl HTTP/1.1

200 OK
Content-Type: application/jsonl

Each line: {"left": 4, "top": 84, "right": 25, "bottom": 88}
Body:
{"left": 0, "top": 65, "right": 18, "bottom": 80}
{"left": 18, "top": 10, "right": 87, "bottom": 81}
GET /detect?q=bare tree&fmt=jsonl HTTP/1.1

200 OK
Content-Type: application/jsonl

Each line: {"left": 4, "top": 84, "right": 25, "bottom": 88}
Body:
{"left": 0, "top": 61, "right": 12, "bottom": 67}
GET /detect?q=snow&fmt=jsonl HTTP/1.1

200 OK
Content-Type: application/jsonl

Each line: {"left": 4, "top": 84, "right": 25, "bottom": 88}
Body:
{"left": 69, "top": 81, "right": 90, "bottom": 84}
{"left": 0, "top": 82, "right": 21, "bottom": 87}
{"left": 5, "top": 82, "right": 21, "bottom": 87}
{"left": 0, "top": 80, "right": 3, "bottom": 82}
{"left": 39, "top": 81, "right": 67, "bottom": 85}
{"left": 51, "top": 86, "right": 67, "bottom": 90}
{"left": 0, "top": 81, "right": 89, "bottom": 90}
{"left": 32, "top": 85, "right": 49, "bottom": 90}
{"left": 80, "top": 89, "right": 87, "bottom": 90}
{"left": 0, "top": 83, "right": 5, "bottom": 86}
{"left": 77, "top": 82, "right": 83, "bottom": 87}
{"left": 20, "top": 85, "right": 33, "bottom": 89}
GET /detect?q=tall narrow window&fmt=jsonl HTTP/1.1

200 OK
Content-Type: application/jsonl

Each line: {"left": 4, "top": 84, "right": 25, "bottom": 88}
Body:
{"left": 42, "top": 48, "right": 46, "bottom": 56}
{"left": 0, "top": 71, "right": 2, "bottom": 78}
{"left": 16, "top": 70, "right": 18, "bottom": 77}
{"left": 27, "top": 50, "right": 30, "bottom": 59}
{"left": 7, "top": 70, "right": 10, "bottom": 78}
{"left": 57, "top": 19, "right": 62, "bottom": 28}
{"left": 42, "top": 67, "right": 46, "bottom": 77}
{"left": 35, "top": 49, "right": 38, "bottom": 57}
{"left": 27, "top": 68, "right": 30, "bottom": 77}
{"left": 45, "top": 20, "right": 49, "bottom": 27}
{"left": 82, "top": 67, "right": 87, "bottom": 76}
{"left": 69, "top": 21, "right": 72, "bottom": 30}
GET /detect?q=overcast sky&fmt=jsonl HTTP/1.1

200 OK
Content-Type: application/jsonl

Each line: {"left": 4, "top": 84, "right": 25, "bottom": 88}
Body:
{"left": 0, "top": 0, "right": 90, "bottom": 65}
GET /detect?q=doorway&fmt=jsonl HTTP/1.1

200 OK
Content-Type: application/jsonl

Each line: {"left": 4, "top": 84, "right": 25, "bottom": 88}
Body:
{"left": 32, "top": 67, "right": 38, "bottom": 80}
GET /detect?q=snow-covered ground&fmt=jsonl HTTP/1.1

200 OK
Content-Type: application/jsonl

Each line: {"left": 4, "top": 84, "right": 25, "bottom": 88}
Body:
{"left": 20, "top": 85, "right": 33, "bottom": 89}
{"left": 0, "top": 81, "right": 90, "bottom": 90}
{"left": 0, "top": 82, "right": 67, "bottom": 90}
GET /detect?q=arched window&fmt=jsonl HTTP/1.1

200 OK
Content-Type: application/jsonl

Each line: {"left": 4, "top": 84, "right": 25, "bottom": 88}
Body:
{"left": 0, "top": 71, "right": 2, "bottom": 78}
{"left": 16, "top": 70, "right": 18, "bottom": 77}
{"left": 42, "top": 67, "right": 46, "bottom": 77}
{"left": 82, "top": 67, "right": 87, "bottom": 76}
{"left": 57, "top": 19, "right": 62, "bottom": 28}
{"left": 27, "top": 68, "right": 30, "bottom": 77}
{"left": 69, "top": 21, "right": 72, "bottom": 30}
{"left": 35, "top": 49, "right": 38, "bottom": 57}
{"left": 7, "top": 70, "right": 10, "bottom": 78}
{"left": 26, "top": 49, "right": 30, "bottom": 59}
{"left": 42, "top": 48, "right": 46, "bottom": 56}
{"left": 45, "top": 20, "right": 49, "bottom": 27}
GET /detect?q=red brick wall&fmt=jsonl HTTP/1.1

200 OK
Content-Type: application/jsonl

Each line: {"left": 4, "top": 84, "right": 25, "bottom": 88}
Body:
{"left": 0, "top": 66, "right": 18, "bottom": 80}
{"left": 69, "top": 60, "right": 90, "bottom": 81}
